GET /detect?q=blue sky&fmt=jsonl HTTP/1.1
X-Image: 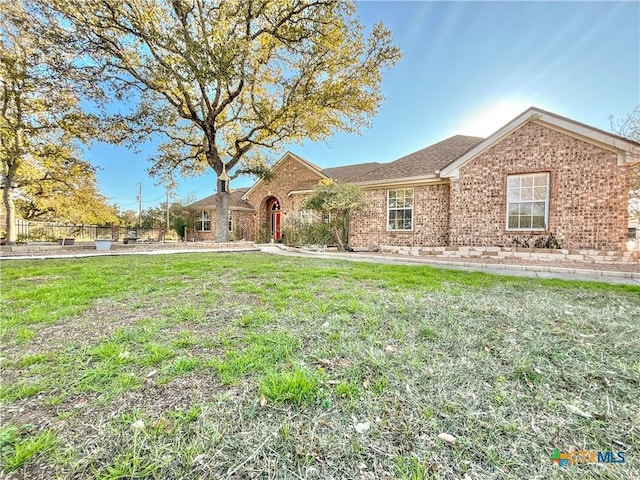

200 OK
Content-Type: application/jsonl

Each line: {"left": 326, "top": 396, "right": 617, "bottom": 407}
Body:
{"left": 88, "top": 1, "right": 640, "bottom": 210}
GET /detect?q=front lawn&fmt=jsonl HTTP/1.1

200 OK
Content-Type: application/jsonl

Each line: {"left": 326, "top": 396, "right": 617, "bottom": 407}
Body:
{"left": 1, "top": 253, "right": 638, "bottom": 479}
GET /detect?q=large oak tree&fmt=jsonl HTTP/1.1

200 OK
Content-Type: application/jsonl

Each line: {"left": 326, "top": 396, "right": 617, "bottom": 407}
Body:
{"left": 33, "top": 0, "right": 401, "bottom": 241}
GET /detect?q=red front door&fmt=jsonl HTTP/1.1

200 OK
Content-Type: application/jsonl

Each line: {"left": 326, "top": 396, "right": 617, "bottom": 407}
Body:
{"left": 266, "top": 197, "right": 281, "bottom": 241}
{"left": 272, "top": 211, "right": 281, "bottom": 240}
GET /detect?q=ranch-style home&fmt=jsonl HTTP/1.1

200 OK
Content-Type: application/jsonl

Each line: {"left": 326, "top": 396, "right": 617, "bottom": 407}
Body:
{"left": 186, "top": 107, "right": 639, "bottom": 252}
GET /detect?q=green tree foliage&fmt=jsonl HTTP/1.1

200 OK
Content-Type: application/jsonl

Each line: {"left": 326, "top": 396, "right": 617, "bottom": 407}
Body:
{"left": 303, "top": 179, "right": 368, "bottom": 250}
{"left": 31, "top": 0, "right": 401, "bottom": 241}
{"left": 1, "top": 2, "right": 116, "bottom": 242}
{"left": 118, "top": 198, "right": 192, "bottom": 240}
{"left": 15, "top": 160, "right": 119, "bottom": 225}
{"left": 138, "top": 207, "right": 165, "bottom": 229}
{"left": 169, "top": 201, "right": 192, "bottom": 240}
{"left": 118, "top": 210, "right": 138, "bottom": 228}
{"left": 610, "top": 106, "right": 640, "bottom": 221}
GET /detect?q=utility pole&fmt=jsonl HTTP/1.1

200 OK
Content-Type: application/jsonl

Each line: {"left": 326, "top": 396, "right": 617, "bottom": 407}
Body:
{"left": 137, "top": 182, "right": 142, "bottom": 229}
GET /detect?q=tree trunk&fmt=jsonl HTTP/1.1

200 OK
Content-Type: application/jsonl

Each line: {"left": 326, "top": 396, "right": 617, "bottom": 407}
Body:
{"left": 215, "top": 179, "right": 230, "bottom": 243}
{"left": 2, "top": 175, "right": 17, "bottom": 245}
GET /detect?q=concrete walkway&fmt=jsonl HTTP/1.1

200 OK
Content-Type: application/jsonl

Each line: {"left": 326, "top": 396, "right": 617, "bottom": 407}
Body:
{"left": 256, "top": 245, "right": 640, "bottom": 286}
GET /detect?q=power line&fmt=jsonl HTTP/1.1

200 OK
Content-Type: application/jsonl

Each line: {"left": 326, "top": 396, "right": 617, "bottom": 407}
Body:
{"left": 117, "top": 196, "right": 165, "bottom": 207}
{"left": 141, "top": 196, "right": 165, "bottom": 204}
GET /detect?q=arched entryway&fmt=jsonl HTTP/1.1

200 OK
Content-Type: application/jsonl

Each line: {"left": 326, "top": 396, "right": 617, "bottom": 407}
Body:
{"left": 265, "top": 196, "right": 281, "bottom": 240}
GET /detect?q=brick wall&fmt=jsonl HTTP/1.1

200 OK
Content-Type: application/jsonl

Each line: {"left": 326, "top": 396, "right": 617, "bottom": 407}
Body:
{"left": 231, "top": 211, "right": 255, "bottom": 241}
{"left": 448, "top": 122, "right": 629, "bottom": 250}
{"left": 348, "top": 183, "right": 450, "bottom": 249}
{"left": 245, "top": 154, "right": 324, "bottom": 240}
{"left": 185, "top": 209, "right": 255, "bottom": 242}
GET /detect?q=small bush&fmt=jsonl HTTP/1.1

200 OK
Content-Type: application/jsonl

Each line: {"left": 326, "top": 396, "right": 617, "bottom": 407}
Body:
{"left": 512, "top": 232, "right": 562, "bottom": 249}
{"left": 256, "top": 223, "right": 271, "bottom": 243}
{"left": 533, "top": 233, "right": 562, "bottom": 249}
{"left": 281, "top": 218, "right": 342, "bottom": 247}
{"left": 230, "top": 224, "right": 246, "bottom": 241}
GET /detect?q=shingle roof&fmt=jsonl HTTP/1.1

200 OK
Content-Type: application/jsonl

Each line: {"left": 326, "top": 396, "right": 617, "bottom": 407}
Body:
{"left": 185, "top": 188, "right": 254, "bottom": 210}
{"left": 352, "top": 135, "right": 484, "bottom": 183}
{"left": 288, "top": 162, "right": 383, "bottom": 193}
{"left": 321, "top": 162, "right": 382, "bottom": 182}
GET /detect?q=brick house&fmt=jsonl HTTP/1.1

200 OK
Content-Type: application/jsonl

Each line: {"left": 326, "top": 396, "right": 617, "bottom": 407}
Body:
{"left": 186, "top": 107, "right": 639, "bottom": 251}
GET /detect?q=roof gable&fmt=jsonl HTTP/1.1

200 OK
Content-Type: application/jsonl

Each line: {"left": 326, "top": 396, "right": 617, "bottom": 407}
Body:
{"left": 241, "top": 151, "right": 325, "bottom": 200}
{"left": 440, "top": 107, "right": 640, "bottom": 179}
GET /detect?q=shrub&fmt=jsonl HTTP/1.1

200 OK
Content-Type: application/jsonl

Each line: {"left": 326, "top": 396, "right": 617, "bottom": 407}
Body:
{"left": 512, "top": 232, "right": 562, "bottom": 249}
{"left": 281, "top": 218, "right": 343, "bottom": 247}
{"left": 256, "top": 223, "right": 271, "bottom": 243}
{"left": 230, "top": 224, "right": 246, "bottom": 241}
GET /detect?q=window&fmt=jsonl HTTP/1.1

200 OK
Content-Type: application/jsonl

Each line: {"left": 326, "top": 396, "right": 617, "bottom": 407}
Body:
{"left": 228, "top": 210, "right": 233, "bottom": 232}
{"left": 387, "top": 188, "right": 413, "bottom": 230}
{"left": 195, "top": 210, "right": 211, "bottom": 231}
{"left": 506, "top": 173, "right": 549, "bottom": 230}
{"left": 296, "top": 210, "right": 319, "bottom": 225}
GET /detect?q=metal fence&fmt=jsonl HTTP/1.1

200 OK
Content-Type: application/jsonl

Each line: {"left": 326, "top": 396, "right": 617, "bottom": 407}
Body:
{"left": 9, "top": 219, "right": 180, "bottom": 243}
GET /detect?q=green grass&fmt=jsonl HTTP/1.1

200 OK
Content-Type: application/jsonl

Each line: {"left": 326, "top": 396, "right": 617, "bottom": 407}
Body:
{"left": 259, "top": 366, "right": 324, "bottom": 405}
{"left": 0, "top": 426, "right": 58, "bottom": 472}
{"left": 395, "top": 455, "right": 430, "bottom": 480}
{"left": 1, "top": 252, "right": 638, "bottom": 479}
{"left": 210, "top": 330, "right": 300, "bottom": 384}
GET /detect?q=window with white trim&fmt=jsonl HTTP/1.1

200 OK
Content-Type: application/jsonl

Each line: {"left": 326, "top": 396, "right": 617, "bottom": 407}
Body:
{"left": 387, "top": 188, "right": 413, "bottom": 231}
{"left": 506, "top": 173, "right": 549, "bottom": 230}
{"left": 195, "top": 210, "right": 211, "bottom": 231}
